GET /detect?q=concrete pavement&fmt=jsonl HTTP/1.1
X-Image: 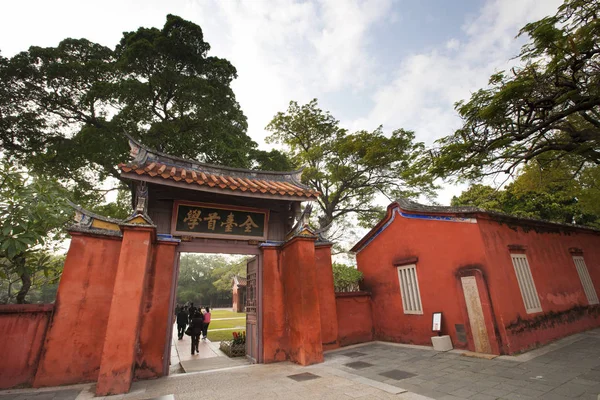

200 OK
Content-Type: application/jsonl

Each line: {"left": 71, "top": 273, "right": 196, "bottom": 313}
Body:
{"left": 1, "top": 329, "right": 599, "bottom": 400}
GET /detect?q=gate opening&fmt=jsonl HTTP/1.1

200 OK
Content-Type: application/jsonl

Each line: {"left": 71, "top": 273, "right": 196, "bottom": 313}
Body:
{"left": 169, "top": 252, "right": 261, "bottom": 373}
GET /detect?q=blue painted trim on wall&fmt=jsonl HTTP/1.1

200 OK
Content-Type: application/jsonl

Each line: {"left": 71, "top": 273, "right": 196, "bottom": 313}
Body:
{"left": 354, "top": 208, "right": 477, "bottom": 254}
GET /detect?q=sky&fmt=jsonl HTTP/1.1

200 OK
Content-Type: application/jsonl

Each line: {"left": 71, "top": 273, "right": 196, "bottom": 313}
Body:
{"left": 0, "top": 0, "right": 563, "bottom": 205}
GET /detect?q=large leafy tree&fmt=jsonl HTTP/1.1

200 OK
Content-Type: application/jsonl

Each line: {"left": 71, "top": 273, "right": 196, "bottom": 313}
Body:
{"left": 0, "top": 166, "right": 70, "bottom": 303}
{"left": 451, "top": 154, "right": 600, "bottom": 227}
{"left": 0, "top": 15, "right": 286, "bottom": 211}
{"left": 176, "top": 254, "right": 248, "bottom": 306}
{"left": 266, "top": 99, "right": 436, "bottom": 232}
{"left": 434, "top": 0, "right": 600, "bottom": 180}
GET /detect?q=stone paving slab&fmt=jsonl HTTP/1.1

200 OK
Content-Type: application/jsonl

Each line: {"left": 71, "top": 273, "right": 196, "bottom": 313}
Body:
{"left": 323, "top": 330, "right": 600, "bottom": 399}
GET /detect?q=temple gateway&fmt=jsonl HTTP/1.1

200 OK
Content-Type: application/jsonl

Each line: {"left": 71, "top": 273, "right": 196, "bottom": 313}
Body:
{"left": 30, "top": 138, "right": 340, "bottom": 396}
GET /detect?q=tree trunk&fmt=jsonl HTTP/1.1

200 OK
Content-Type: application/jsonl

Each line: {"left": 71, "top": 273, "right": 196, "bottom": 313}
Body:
{"left": 16, "top": 257, "right": 31, "bottom": 304}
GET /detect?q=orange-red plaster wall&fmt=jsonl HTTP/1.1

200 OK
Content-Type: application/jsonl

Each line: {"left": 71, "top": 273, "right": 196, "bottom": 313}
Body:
{"left": 232, "top": 284, "right": 240, "bottom": 313}
{"left": 0, "top": 305, "right": 53, "bottom": 389}
{"left": 261, "top": 246, "right": 288, "bottom": 363}
{"left": 280, "top": 237, "right": 323, "bottom": 365}
{"left": 335, "top": 292, "right": 373, "bottom": 346}
{"left": 356, "top": 210, "right": 490, "bottom": 350}
{"left": 315, "top": 244, "right": 339, "bottom": 350}
{"left": 96, "top": 227, "right": 154, "bottom": 396}
{"left": 477, "top": 218, "right": 600, "bottom": 354}
{"left": 34, "top": 233, "right": 121, "bottom": 387}
{"left": 135, "top": 242, "right": 178, "bottom": 380}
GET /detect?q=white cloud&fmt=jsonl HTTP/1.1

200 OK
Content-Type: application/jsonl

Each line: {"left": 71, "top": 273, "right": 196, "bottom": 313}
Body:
{"left": 347, "top": 0, "right": 562, "bottom": 204}
{"left": 192, "top": 0, "right": 393, "bottom": 146}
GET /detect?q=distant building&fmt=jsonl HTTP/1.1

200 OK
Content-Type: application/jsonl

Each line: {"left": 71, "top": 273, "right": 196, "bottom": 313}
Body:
{"left": 351, "top": 199, "right": 600, "bottom": 355}
{"left": 232, "top": 275, "right": 247, "bottom": 313}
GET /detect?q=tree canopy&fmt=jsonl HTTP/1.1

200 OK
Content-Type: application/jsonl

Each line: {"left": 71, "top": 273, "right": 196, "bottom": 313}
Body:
{"left": 451, "top": 153, "right": 600, "bottom": 227}
{"left": 176, "top": 253, "right": 247, "bottom": 307}
{"left": 0, "top": 166, "right": 71, "bottom": 303}
{"left": 433, "top": 0, "right": 600, "bottom": 181}
{"left": 266, "top": 99, "right": 436, "bottom": 236}
{"left": 0, "top": 15, "right": 289, "bottom": 212}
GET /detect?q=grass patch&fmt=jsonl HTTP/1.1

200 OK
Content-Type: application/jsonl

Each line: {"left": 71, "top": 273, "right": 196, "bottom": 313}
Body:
{"left": 208, "top": 328, "right": 245, "bottom": 342}
{"left": 209, "top": 318, "right": 246, "bottom": 330}
{"left": 210, "top": 310, "right": 246, "bottom": 319}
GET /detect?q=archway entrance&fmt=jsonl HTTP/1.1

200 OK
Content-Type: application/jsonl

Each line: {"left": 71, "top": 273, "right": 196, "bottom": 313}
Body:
{"left": 32, "top": 138, "right": 338, "bottom": 396}
{"left": 169, "top": 251, "right": 257, "bottom": 373}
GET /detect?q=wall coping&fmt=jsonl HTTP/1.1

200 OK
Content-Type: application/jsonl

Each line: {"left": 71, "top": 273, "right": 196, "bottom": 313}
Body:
{"left": 0, "top": 304, "right": 54, "bottom": 314}
{"left": 335, "top": 291, "right": 371, "bottom": 298}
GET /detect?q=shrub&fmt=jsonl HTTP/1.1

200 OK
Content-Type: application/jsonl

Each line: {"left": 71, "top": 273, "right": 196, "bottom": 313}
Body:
{"left": 332, "top": 263, "right": 363, "bottom": 292}
{"left": 219, "top": 331, "right": 246, "bottom": 357}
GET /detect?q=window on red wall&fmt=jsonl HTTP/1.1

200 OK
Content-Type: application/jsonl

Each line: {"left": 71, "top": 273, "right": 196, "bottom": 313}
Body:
{"left": 572, "top": 256, "right": 599, "bottom": 305}
{"left": 510, "top": 254, "right": 542, "bottom": 314}
{"left": 396, "top": 264, "right": 423, "bottom": 314}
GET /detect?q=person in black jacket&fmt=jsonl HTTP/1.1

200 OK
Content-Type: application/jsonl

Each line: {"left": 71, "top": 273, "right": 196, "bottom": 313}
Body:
{"left": 190, "top": 310, "right": 204, "bottom": 355}
{"left": 176, "top": 307, "right": 188, "bottom": 340}
{"left": 188, "top": 303, "right": 196, "bottom": 324}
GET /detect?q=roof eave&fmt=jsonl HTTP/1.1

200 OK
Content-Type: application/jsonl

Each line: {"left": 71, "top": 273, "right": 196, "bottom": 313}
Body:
{"left": 121, "top": 171, "right": 318, "bottom": 202}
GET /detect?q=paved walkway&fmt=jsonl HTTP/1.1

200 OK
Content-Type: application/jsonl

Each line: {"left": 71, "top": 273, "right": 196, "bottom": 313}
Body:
{"left": 1, "top": 329, "right": 599, "bottom": 400}
{"left": 323, "top": 329, "right": 600, "bottom": 400}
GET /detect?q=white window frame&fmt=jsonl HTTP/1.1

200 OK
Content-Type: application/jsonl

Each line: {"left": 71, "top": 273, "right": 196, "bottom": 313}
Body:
{"left": 397, "top": 264, "right": 423, "bottom": 315}
{"left": 510, "top": 254, "right": 543, "bottom": 314}
{"left": 572, "top": 256, "right": 599, "bottom": 305}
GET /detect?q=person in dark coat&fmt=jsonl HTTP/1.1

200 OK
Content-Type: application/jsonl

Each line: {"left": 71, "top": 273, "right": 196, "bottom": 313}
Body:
{"left": 190, "top": 310, "right": 204, "bottom": 355}
{"left": 176, "top": 307, "right": 188, "bottom": 340}
{"left": 188, "top": 303, "right": 196, "bottom": 324}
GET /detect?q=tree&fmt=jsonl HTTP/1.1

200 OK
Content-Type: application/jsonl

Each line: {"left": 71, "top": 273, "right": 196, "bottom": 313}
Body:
{"left": 0, "top": 15, "right": 281, "bottom": 212}
{"left": 176, "top": 254, "right": 248, "bottom": 306}
{"left": 433, "top": 0, "right": 600, "bottom": 180}
{"left": 0, "top": 166, "right": 70, "bottom": 303}
{"left": 266, "top": 99, "right": 436, "bottom": 233}
{"left": 451, "top": 154, "right": 600, "bottom": 227}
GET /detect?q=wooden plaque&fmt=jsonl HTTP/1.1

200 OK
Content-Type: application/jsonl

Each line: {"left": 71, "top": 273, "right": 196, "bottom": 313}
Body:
{"left": 171, "top": 201, "right": 269, "bottom": 241}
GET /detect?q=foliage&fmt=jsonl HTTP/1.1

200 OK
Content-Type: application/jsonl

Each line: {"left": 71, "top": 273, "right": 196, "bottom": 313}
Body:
{"left": 332, "top": 263, "right": 363, "bottom": 293}
{"left": 433, "top": 0, "right": 600, "bottom": 180}
{"left": 176, "top": 253, "right": 247, "bottom": 306}
{"left": 0, "top": 15, "right": 285, "bottom": 211}
{"left": 266, "top": 99, "right": 437, "bottom": 233}
{"left": 219, "top": 331, "right": 246, "bottom": 357}
{"left": 232, "top": 331, "right": 246, "bottom": 345}
{"left": 0, "top": 253, "right": 64, "bottom": 304}
{"left": 451, "top": 154, "right": 600, "bottom": 227}
{"left": 0, "top": 165, "right": 70, "bottom": 303}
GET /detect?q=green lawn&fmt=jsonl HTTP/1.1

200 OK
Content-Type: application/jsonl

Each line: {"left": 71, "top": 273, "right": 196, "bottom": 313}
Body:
{"left": 209, "top": 318, "right": 246, "bottom": 330}
{"left": 210, "top": 309, "right": 246, "bottom": 319}
{"left": 207, "top": 328, "right": 245, "bottom": 342}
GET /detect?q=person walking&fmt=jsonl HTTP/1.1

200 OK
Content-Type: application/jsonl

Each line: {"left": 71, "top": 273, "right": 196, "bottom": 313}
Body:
{"left": 188, "top": 303, "right": 196, "bottom": 324}
{"left": 176, "top": 307, "right": 188, "bottom": 340}
{"left": 190, "top": 310, "right": 204, "bottom": 355}
{"left": 202, "top": 307, "right": 211, "bottom": 340}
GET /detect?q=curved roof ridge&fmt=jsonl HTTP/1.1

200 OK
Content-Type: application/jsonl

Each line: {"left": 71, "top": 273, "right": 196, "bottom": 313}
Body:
{"left": 394, "top": 197, "right": 599, "bottom": 232}
{"left": 394, "top": 198, "right": 484, "bottom": 214}
{"left": 126, "top": 135, "right": 307, "bottom": 186}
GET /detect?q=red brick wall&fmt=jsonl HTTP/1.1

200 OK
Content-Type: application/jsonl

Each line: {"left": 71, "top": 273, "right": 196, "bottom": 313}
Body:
{"left": 477, "top": 217, "right": 600, "bottom": 354}
{"left": 0, "top": 305, "right": 53, "bottom": 389}
{"left": 335, "top": 292, "right": 373, "bottom": 346}
{"left": 34, "top": 233, "right": 122, "bottom": 387}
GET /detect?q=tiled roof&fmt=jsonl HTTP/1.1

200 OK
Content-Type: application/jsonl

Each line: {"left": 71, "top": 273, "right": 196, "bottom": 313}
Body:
{"left": 233, "top": 275, "right": 247, "bottom": 286}
{"left": 119, "top": 138, "right": 319, "bottom": 200}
